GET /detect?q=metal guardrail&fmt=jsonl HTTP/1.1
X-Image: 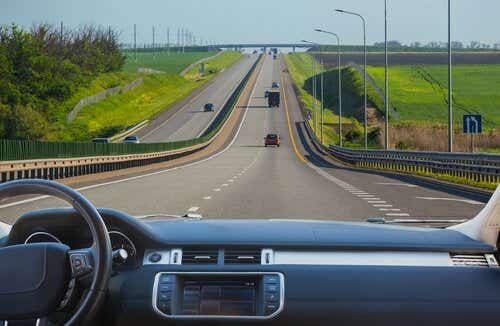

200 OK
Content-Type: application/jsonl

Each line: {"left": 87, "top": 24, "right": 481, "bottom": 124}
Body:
{"left": 0, "top": 55, "right": 262, "bottom": 183}
{"left": 301, "top": 116, "right": 499, "bottom": 185}
{"left": 328, "top": 145, "right": 500, "bottom": 185}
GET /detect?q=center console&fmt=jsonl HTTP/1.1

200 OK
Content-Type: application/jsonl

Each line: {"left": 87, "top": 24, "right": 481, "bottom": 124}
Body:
{"left": 152, "top": 272, "right": 284, "bottom": 319}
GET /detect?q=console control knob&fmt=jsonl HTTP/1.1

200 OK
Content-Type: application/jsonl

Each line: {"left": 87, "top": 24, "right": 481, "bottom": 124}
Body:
{"left": 149, "top": 252, "right": 162, "bottom": 263}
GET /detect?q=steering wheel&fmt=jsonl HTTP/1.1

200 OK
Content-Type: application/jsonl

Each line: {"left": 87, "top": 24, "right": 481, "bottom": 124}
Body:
{"left": 0, "top": 179, "right": 112, "bottom": 325}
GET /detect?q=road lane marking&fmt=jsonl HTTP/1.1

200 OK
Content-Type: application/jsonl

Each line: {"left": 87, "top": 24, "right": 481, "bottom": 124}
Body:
{"left": 222, "top": 184, "right": 229, "bottom": 187}
{"left": 386, "top": 213, "right": 411, "bottom": 217}
{"left": 203, "top": 196, "right": 212, "bottom": 200}
{"left": 188, "top": 207, "right": 199, "bottom": 212}
{"left": 281, "top": 74, "right": 307, "bottom": 163}
{"left": 357, "top": 195, "right": 375, "bottom": 198}
{"left": 375, "top": 182, "right": 418, "bottom": 188}
{"left": 364, "top": 198, "right": 381, "bottom": 201}
{"left": 228, "top": 179, "right": 234, "bottom": 183}
{"left": 416, "top": 197, "right": 483, "bottom": 205}
{"left": 379, "top": 208, "right": 401, "bottom": 211}
{"left": 213, "top": 188, "right": 221, "bottom": 192}
{"left": 368, "top": 201, "right": 387, "bottom": 204}
{"left": 0, "top": 54, "right": 267, "bottom": 211}
{"left": 374, "top": 204, "right": 393, "bottom": 207}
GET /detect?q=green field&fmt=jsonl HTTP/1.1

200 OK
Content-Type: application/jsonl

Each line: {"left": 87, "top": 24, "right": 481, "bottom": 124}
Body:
{"left": 59, "top": 51, "right": 243, "bottom": 140}
{"left": 368, "top": 65, "right": 500, "bottom": 129}
{"left": 122, "top": 52, "right": 215, "bottom": 74}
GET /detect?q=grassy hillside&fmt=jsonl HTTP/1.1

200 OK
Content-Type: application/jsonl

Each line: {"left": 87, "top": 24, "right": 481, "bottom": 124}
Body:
{"left": 284, "top": 53, "right": 382, "bottom": 147}
{"left": 122, "top": 52, "right": 215, "bottom": 74}
{"left": 368, "top": 65, "right": 500, "bottom": 129}
{"left": 60, "top": 51, "right": 243, "bottom": 140}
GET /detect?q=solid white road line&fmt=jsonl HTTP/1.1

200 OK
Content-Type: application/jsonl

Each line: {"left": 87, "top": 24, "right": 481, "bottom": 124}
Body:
{"left": 375, "top": 182, "right": 418, "bottom": 188}
{"left": 0, "top": 50, "right": 267, "bottom": 211}
{"left": 386, "top": 213, "right": 411, "bottom": 217}
{"left": 416, "top": 197, "right": 483, "bottom": 205}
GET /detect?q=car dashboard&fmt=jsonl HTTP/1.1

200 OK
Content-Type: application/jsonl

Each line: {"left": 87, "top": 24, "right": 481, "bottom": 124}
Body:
{"left": 3, "top": 208, "right": 500, "bottom": 326}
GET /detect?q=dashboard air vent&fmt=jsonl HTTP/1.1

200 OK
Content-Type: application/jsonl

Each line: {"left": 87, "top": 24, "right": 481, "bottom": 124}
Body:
{"left": 450, "top": 254, "right": 490, "bottom": 267}
{"left": 224, "top": 249, "right": 262, "bottom": 264}
{"left": 182, "top": 248, "right": 218, "bottom": 264}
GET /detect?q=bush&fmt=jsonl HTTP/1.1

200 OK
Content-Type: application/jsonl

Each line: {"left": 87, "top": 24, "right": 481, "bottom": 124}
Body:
{"left": 0, "top": 24, "right": 125, "bottom": 140}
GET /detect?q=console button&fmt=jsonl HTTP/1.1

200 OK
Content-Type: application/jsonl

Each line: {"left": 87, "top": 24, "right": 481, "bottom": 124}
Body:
{"left": 158, "top": 292, "right": 171, "bottom": 301}
{"left": 149, "top": 252, "right": 162, "bottom": 263}
{"left": 159, "top": 283, "right": 174, "bottom": 292}
{"left": 265, "top": 303, "right": 279, "bottom": 315}
{"left": 157, "top": 301, "right": 171, "bottom": 314}
{"left": 263, "top": 275, "right": 280, "bottom": 284}
{"left": 265, "top": 292, "right": 279, "bottom": 302}
{"left": 159, "top": 274, "right": 175, "bottom": 284}
{"left": 264, "top": 284, "right": 279, "bottom": 293}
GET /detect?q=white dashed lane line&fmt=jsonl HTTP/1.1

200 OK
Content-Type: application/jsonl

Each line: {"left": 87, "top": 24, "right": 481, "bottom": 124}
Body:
{"left": 188, "top": 207, "right": 200, "bottom": 212}
{"left": 203, "top": 196, "right": 212, "bottom": 200}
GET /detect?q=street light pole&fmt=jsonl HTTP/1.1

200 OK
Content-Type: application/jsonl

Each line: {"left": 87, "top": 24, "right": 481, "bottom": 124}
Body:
{"left": 315, "top": 29, "right": 342, "bottom": 147}
{"left": 302, "top": 40, "right": 320, "bottom": 134}
{"left": 336, "top": 9, "right": 368, "bottom": 149}
{"left": 448, "top": 0, "right": 453, "bottom": 152}
{"left": 384, "top": 0, "right": 390, "bottom": 150}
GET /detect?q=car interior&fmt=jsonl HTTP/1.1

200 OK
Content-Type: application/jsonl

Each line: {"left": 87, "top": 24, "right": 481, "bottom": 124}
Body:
{"left": 1, "top": 179, "right": 500, "bottom": 325}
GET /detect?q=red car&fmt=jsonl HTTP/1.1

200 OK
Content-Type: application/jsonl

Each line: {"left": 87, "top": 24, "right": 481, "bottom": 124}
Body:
{"left": 264, "top": 134, "right": 280, "bottom": 147}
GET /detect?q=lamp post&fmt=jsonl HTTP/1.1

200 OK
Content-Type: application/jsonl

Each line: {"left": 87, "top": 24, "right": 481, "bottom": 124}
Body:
{"left": 302, "top": 40, "right": 322, "bottom": 137}
{"left": 335, "top": 9, "right": 367, "bottom": 149}
{"left": 315, "top": 29, "right": 342, "bottom": 147}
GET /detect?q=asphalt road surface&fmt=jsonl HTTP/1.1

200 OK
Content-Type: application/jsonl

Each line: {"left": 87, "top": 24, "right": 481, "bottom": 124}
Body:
{"left": 141, "top": 54, "right": 258, "bottom": 142}
{"left": 0, "top": 54, "right": 488, "bottom": 225}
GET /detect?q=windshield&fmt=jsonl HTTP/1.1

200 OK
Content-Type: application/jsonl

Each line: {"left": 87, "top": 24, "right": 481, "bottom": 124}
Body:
{"left": 1, "top": 0, "right": 498, "bottom": 228}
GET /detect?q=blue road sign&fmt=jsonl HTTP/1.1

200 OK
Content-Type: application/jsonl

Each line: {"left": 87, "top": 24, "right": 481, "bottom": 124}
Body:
{"left": 463, "top": 115, "right": 482, "bottom": 134}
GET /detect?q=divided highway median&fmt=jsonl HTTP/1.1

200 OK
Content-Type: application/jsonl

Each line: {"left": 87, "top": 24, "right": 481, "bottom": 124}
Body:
{"left": 0, "top": 55, "right": 263, "bottom": 184}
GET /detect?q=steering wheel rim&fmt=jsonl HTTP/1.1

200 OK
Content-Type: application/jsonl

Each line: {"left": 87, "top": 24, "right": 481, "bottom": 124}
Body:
{"left": 0, "top": 179, "right": 112, "bottom": 325}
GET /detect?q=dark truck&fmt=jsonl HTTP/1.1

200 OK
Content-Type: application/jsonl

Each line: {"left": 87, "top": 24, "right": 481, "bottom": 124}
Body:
{"left": 268, "top": 90, "right": 280, "bottom": 108}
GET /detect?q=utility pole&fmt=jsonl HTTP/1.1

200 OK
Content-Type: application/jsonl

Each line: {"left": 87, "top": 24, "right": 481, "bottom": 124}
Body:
{"left": 152, "top": 25, "right": 156, "bottom": 59}
{"left": 177, "top": 28, "right": 181, "bottom": 53}
{"left": 167, "top": 27, "right": 170, "bottom": 56}
{"left": 447, "top": 0, "right": 453, "bottom": 152}
{"left": 134, "top": 24, "right": 137, "bottom": 62}
{"left": 60, "top": 22, "right": 63, "bottom": 41}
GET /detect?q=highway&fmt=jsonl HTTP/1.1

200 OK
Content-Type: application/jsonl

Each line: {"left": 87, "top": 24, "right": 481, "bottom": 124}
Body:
{"left": 139, "top": 54, "right": 258, "bottom": 142}
{"left": 0, "top": 54, "right": 487, "bottom": 224}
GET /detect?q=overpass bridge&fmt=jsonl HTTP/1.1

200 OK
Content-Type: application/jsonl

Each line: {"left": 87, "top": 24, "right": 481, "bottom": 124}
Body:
{"left": 214, "top": 43, "right": 314, "bottom": 51}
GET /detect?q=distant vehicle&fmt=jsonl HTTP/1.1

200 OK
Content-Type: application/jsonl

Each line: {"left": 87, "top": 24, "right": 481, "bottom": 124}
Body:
{"left": 122, "top": 135, "right": 140, "bottom": 144}
{"left": 204, "top": 103, "right": 215, "bottom": 112}
{"left": 271, "top": 82, "right": 280, "bottom": 88}
{"left": 252, "top": 50, "right": 258, "bottom": 54}
{"left": 268, "top": 51, "right": 272, "bottom": 55}
{"left": 264, "top": 90, "right": 270, "bottom": 98}
{"left": 271, "top": 48, "right": 278, "bottom": 54}
{"left": 264, "top": 134, "right": 280, "bottom": 147}
{"left": 92, "top": 138, "right": 109, "bottom": 144}
{"left": 268, "top": 90, "right": 280, "bottom": 108}
{"left": 273, "top": 54, "right": 277, "bottom": 60}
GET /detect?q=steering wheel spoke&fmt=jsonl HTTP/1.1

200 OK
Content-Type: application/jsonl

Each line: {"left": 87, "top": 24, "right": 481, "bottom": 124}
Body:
{"left": 68, "top": 248, "right": 95, "bottom": 279}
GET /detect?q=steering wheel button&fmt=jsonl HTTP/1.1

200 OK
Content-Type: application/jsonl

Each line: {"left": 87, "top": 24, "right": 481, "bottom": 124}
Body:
{"left": 265, "top": 284, "right": 279, "bottom": 292}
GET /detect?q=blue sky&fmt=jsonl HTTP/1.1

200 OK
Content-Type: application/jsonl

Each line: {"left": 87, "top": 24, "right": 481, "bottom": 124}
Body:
{"left": 2, "top": 0, "right": 499, "bottom": 46}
